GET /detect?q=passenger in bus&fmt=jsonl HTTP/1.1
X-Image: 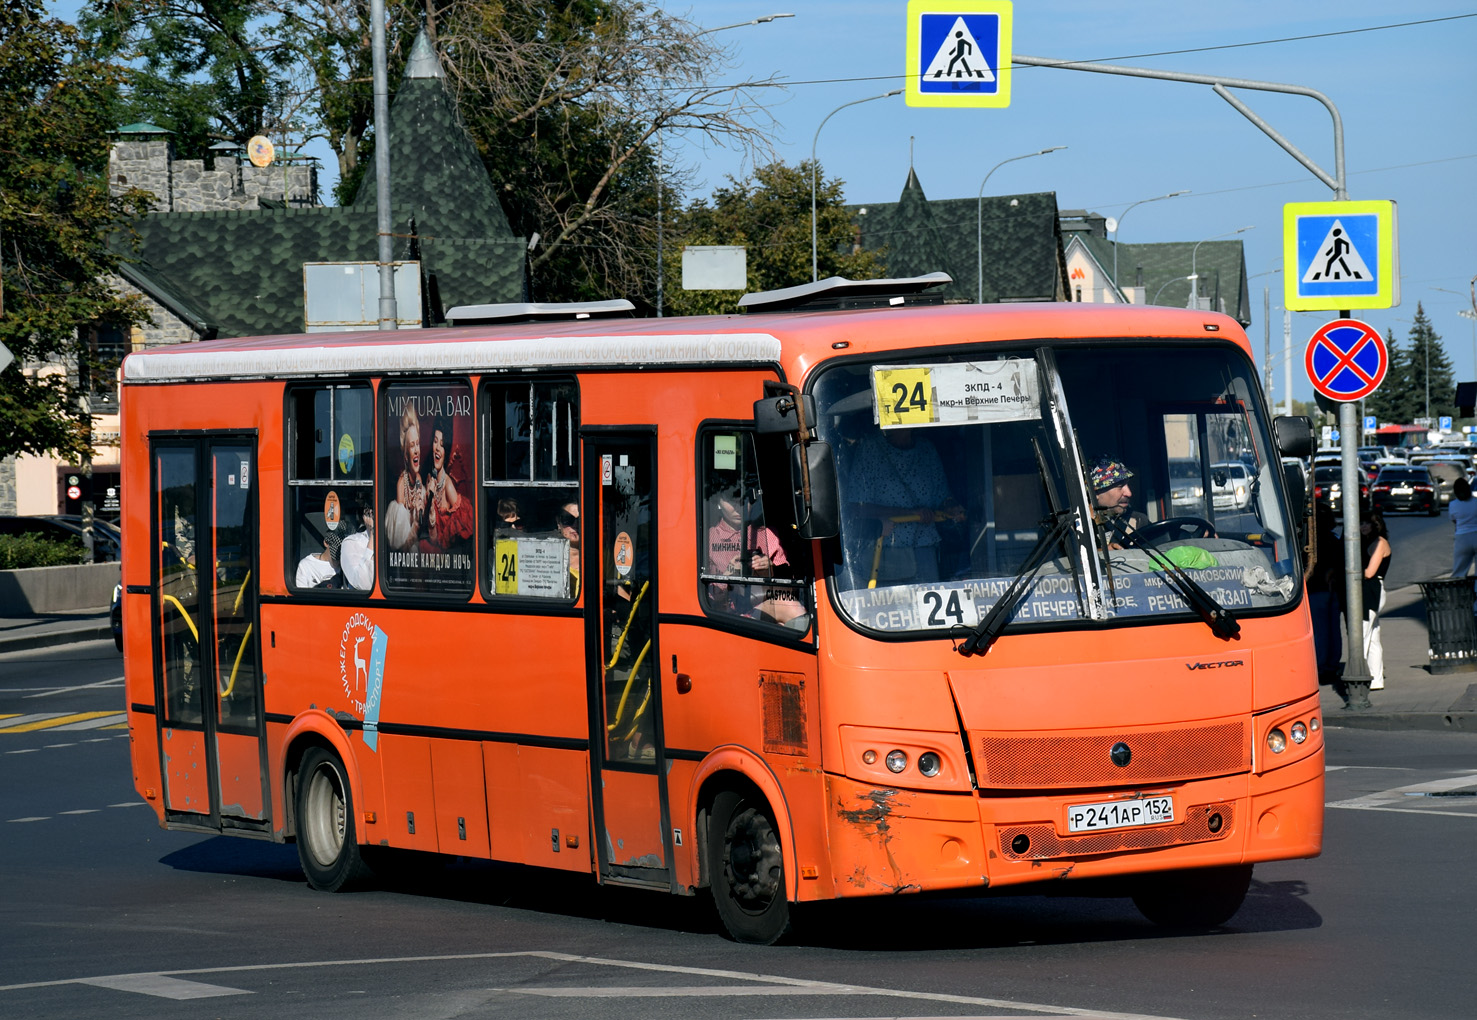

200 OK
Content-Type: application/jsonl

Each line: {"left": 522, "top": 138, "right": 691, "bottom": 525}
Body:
{"left": 295, "top": 529, "right": 342, "bottom": 588}
{"left": 706, "top": 488, "right": 803, "bottom": 625}
{"left": 340, "top": 504, "right": 375, "bottom": 591}
{"left": 846, "top": 427, "right": 962, "bottom": 585}
{"left": 1089, "top": 456, "right": 1150, "bottom": 544}
{"left": 496, "top": 497, "right": 524, "bottom": 531}
{"left": 557, "top": 502, "right": 580, "bottom": 596}
{"left": 425, "top": 415, "right": 473, "bottom": 551}
{"left": 385, "top": 404, "right": 427, "bottom": 551}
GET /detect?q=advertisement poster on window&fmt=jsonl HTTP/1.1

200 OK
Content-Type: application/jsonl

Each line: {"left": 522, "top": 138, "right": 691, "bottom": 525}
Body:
{"left": 381, "top": 381, "right": 475, "bottom": 595}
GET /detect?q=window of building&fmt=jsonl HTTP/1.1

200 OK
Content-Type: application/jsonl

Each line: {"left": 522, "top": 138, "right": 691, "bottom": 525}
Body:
{"left": 481, "top": 379, "right": 580, "bottom": 600}
{"left": 379, "top": 380, "right": 477, "bottom": 597}
{"left": 287, "top": 385, "right": 374, "bottom": 592}
{"left": 698, "top": 428, "right": 810, "bottom": 631}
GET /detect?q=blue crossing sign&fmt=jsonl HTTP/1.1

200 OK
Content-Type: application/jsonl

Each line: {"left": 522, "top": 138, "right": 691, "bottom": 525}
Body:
{"left": 1305, "top": 318, "right": 1388, "bottom": 402}
{"left": 906, "top": 1, "right": 1013, "bottom": 108}
{"left": 1283, "top": 200, "right": 1399, "bottom": 311}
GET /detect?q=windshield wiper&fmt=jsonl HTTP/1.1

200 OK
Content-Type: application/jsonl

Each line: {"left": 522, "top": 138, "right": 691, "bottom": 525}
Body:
{"left": 957, "top": 510, "right": 1076, "bottom": 657}
{"left": 1108, "top": 516, "right": 1241, "bottom": 639}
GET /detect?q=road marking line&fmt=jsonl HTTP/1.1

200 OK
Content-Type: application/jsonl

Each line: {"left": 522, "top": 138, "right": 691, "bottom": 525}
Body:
{"left": 77, "top": 974, "right": 249, "bottom": 1000}
{"left": 44, "top": 743, "right": 77, "bottom": 749}
{"left": 4, "top": 748, "right": 40, "bottom": 755}
{"left": 25, "top": 677, "right": 125, "bottom": 699}
{"left": 53, "top": 713, "right": 127, "bottom": 731}
{"left": 110, "top": 802, "right": 147, "bottom": 808}
{"left": 0, "top": 951, "right": 1191, "bottom": 1017}
{"left": 7, "top": 817, "right": 49, "bottom": 823}
{"left": 0, "top": 712, "right": 119, "bottom": 733}
{"left": 58, "top": 809, "right": 100, "bottom": 815}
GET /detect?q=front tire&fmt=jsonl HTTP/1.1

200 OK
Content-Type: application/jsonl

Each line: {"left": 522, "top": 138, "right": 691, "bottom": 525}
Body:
{"left": 709, "top": 790, "right": 790, "bottom": 945}
{"left": 1132, "top": 864, "right": 1253, "bottom": 929}
{"left": 295, "top": 747, "right": 372, "bottom": 892}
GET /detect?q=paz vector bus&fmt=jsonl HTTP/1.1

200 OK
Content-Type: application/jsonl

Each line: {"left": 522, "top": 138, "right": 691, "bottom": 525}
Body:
{"left": 117, "top": 275, "right": 1322, "bottom": 944}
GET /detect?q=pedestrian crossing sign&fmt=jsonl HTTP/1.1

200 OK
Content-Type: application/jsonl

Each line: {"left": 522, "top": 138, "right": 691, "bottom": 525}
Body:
{"left": 906, "top": 1, "right": 1012, "bottom": 108}
{"left": 1283, "top": 199, "right": 1399, "bottom": 311}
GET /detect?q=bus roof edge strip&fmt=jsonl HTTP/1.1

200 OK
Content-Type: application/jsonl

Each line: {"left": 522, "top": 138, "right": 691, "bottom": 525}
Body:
{"left": 121, "top": 333, "right": 785, "bottom": 382}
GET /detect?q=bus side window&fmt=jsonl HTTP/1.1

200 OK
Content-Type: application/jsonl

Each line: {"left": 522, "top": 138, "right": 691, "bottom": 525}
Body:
{"left": 287, "top": 385, "right": 374, "bottom": 593}
{"left": 481, "top": 378, "right": 580, "bottom": 600}
{"left": 699, "top": 429, "right": 810, "bottom": 631}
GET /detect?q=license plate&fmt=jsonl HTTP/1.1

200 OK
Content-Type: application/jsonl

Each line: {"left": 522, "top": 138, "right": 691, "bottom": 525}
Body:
{"left": 1393, "top": 487, "right": 1411, "bottom": 494}
{"left": 1067, "top": 795, "right": 1174, "bottom": 833}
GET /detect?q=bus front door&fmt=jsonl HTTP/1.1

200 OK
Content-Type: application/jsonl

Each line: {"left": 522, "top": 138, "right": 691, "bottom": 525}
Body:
{"left": 151, "top": 436, "right": 269, "bottom": 833}
{"left": 585, "top": 432, "right": 674, "bottom": 890}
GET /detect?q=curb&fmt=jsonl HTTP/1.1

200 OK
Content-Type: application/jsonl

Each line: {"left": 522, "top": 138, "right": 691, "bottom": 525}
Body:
{"left": 1322, "top": 712, "right": 1477, "bottom": 733}
{"left": 0, "top": 624, "right": 115, "bottom": 655}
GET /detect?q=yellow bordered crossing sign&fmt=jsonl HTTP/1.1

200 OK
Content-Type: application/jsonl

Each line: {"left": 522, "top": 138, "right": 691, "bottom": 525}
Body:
{"left": 906, "top": 1, "right": 1013, "bottom": 108}
{"left": 1283, "top": 199, "right": 1399, "bottom": 311}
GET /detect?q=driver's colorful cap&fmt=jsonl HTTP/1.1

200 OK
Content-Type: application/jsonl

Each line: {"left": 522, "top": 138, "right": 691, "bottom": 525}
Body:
{"left": 1088, "top": 456, "right": 1134, "bottom": 493}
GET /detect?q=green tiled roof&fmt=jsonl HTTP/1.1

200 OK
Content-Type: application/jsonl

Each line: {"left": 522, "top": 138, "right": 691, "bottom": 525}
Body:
{"left": 1071, "top": 234, "right": 1251, "bottom": 324}
{"left": 852, "top": 173, "right": 1066, "bottom": 303}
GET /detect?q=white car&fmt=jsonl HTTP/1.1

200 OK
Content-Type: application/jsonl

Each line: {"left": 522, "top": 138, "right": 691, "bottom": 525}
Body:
{"left": 1211, "top": 461, "right": 1254, "bottom": 511}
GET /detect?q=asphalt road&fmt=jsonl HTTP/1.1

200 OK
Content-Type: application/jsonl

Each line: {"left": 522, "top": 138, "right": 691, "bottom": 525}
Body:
{"left": 3, "top": 635, "right": 1475, "bottom": 1020}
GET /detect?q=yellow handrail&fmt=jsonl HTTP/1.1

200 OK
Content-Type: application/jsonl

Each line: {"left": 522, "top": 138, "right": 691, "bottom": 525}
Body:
{"left": 160, "top": 594, "right": 198, "bottom": 641}
{"left": 606, "top": 638, "right": 652, "bottom": 732}
{"left": 868, "top": 514, "right": 921, "bottom": 588}
{"left": 605, "top": 580, "right": 650, "bottom": 669}
{"left": 220, "top": 623, "right": 254, "bottom": 699}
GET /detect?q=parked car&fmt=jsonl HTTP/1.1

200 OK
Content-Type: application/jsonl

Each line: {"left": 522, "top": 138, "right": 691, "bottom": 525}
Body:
{"left": 1168, "top": 458, "right": 1205, "bottom": 513}
{"left": 110, "top": 583, "right": 123, "bottom": 651}
{"left": 0, "top": 514, "right": 119, "bottom": 561}
{"left": 1210, "top": 461, "right": 1255, "bottom": 511}
{"left": 1422, "top": 460, "right": 1467, "bottom": 505}
{"left": 1370, "top": 465, "right": 1439, "bottom": 516}
{"left": 1312, "top": 466, "right": 1369, "bottom": 512}
{"left": 43, "top": 515, "right": 121, "bottom": 561}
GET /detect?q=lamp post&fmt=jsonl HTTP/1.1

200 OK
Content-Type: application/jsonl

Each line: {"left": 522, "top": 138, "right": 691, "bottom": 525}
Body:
{"left": 1187, "top": 225, "right": 1253, "bottom": 309}
{"left": 1151, "top": 274, "right": 1195, "bottom": 306}
{"left": 656, "top": 13, "right": 793, "bottom": 316}
{"left": 812, "top": 89, "right": 902, "bottom": 282}
{"left": 1111, "top": 190, "right": 1189, "bottom": 297}
{"left": 976, "top": 146, "right": 1065, "bottom": 303}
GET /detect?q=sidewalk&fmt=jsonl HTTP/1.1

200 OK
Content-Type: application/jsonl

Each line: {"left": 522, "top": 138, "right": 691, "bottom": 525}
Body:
{"left": 3, "top": 589, "right": 1476, "bottom": 731}
{"left": 0, "top": 608, "right": 115, "bottom": 655}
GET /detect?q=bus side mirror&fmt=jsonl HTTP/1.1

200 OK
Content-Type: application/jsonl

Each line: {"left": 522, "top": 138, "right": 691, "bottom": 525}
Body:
{"left": 1274, "top": 415, "right": 1314, "bottom": 458}
{"left": 754, "top": 394, "right": 817, "bottom": 435}
{"left": 791, "top": 441, "right": 838, "bottom": 540}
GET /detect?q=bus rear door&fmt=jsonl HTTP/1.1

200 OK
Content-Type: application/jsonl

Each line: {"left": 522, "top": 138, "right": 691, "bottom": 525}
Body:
{"left": 150, "top": 436, "right": 268, "bottom": 832}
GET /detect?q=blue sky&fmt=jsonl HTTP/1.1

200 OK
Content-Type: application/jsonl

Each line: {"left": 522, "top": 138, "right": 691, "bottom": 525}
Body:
{"left": 56, "top": 1, "right": 1477, "bottom": 409}
{"left": 661, "top": 1, "right": 1476, "bottom": 409}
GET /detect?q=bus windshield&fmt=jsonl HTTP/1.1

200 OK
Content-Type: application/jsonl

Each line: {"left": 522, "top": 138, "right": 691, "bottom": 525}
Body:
{"left": 813, "top": 342, "right": 1300, "bottom": 636}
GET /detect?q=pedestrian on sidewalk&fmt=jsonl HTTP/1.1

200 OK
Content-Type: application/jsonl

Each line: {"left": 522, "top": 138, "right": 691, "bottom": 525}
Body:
{"left": 1449, "top": 477, "right": 1477, "bottom": 578}
{"left": 1361, "top": 509, "right": 1392, "bottom": 691}
{"left": 1307, "top": 502, "right": 1344, "bottom": 690}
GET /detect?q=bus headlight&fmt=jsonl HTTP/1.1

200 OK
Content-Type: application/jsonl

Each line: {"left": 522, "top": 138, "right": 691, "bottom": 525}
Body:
{"left": 885, "top": 750, "right": 908, "bottom": 773}
{"left": 1290, "top": 721, "right": 1308, "bottom": 744}
{"left": 1267, "top": 727, "right": 1287, "bottom": 754}
{"left": 917, "top": 752, "right": 941, "bottom": 777}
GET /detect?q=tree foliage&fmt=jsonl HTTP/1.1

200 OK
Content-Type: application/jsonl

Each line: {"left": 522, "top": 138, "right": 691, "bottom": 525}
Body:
{"left": 0, "top": 0, "right": 149, "bottom": 460}
{"left": 1367, "top": 304, "right": 1454, "bottom": 425}
{"left": 664, "top": 161, "right": 887, "bottom": 316}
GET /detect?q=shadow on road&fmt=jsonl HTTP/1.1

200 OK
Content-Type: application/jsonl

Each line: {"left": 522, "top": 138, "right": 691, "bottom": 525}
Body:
{"left": 158, "top": 836, "right": 1321, "bottom": 947}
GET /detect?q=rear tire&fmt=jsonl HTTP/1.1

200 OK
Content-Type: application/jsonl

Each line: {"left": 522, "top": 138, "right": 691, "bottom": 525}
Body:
{"left": 295, "top": 747, "right": 372, "bottom": 892}
{"left": 709, "top": 790, "right": 790, "bottom": 945}
{"left": 1132, "top": 864, "right": 1253, "bottom": 929}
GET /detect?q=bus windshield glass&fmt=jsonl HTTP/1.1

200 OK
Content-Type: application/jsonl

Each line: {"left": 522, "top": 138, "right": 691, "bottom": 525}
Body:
{"left": 812, "top": 342, "right": 1300, "bottom": 636}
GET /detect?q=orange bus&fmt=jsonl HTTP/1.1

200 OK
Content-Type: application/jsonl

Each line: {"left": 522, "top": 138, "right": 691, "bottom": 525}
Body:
{"left": 119, "top": 278, "right": 1322, "bottom": 944}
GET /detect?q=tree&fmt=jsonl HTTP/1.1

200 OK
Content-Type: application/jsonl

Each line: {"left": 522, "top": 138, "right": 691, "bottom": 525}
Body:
{"left": 1365, "top": 327, "right": 1408, "bottom": 426}
{"left": 1403, "top": 302, "right": 1455, "bottom": 423}
{"left": 0, "top": 0, "right": 149, "bottom": 461}
{"left": 663, "top": 161, "right": 887, "bottom": 316}
{"left": 80, "top": 1, "right": 300, "bottom": 159}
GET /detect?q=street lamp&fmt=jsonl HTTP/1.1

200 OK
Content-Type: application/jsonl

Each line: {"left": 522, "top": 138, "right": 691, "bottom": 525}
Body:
{"left": 1187, "top": 225, "right": 1254, "bottom": 309}
{"left": 1151, "top": 274, "right": 1195, "bottom": 306}
{"left": 812, "top": 89, "right": 902, "bottom": 282}
{"left": 1111, "top": 190, "right": 1189, "bottom": 297}
{"left": 976, "top": 146, "right": 1065, "bottom": 303}
{"left": 657, "top": 13, "right": 794, "bottom": 316}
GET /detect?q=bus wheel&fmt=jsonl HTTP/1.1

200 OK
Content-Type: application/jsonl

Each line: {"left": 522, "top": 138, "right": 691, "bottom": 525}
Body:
{"left": 295, "top": 747, "right": 371, "bottom": 892}
{"left": 1131, "top": 864, "right": 1253, "bottom": 929}
{"left": 709, "top": 790, "right": 790, "bottom": 945}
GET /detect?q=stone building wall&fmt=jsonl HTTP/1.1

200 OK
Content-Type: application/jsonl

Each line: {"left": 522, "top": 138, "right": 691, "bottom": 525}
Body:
{"left": 107, "top": 274, "right": 204, "bottom": 349}
{"left": 109, "top": 138, "right": 317, "bottom": 212}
